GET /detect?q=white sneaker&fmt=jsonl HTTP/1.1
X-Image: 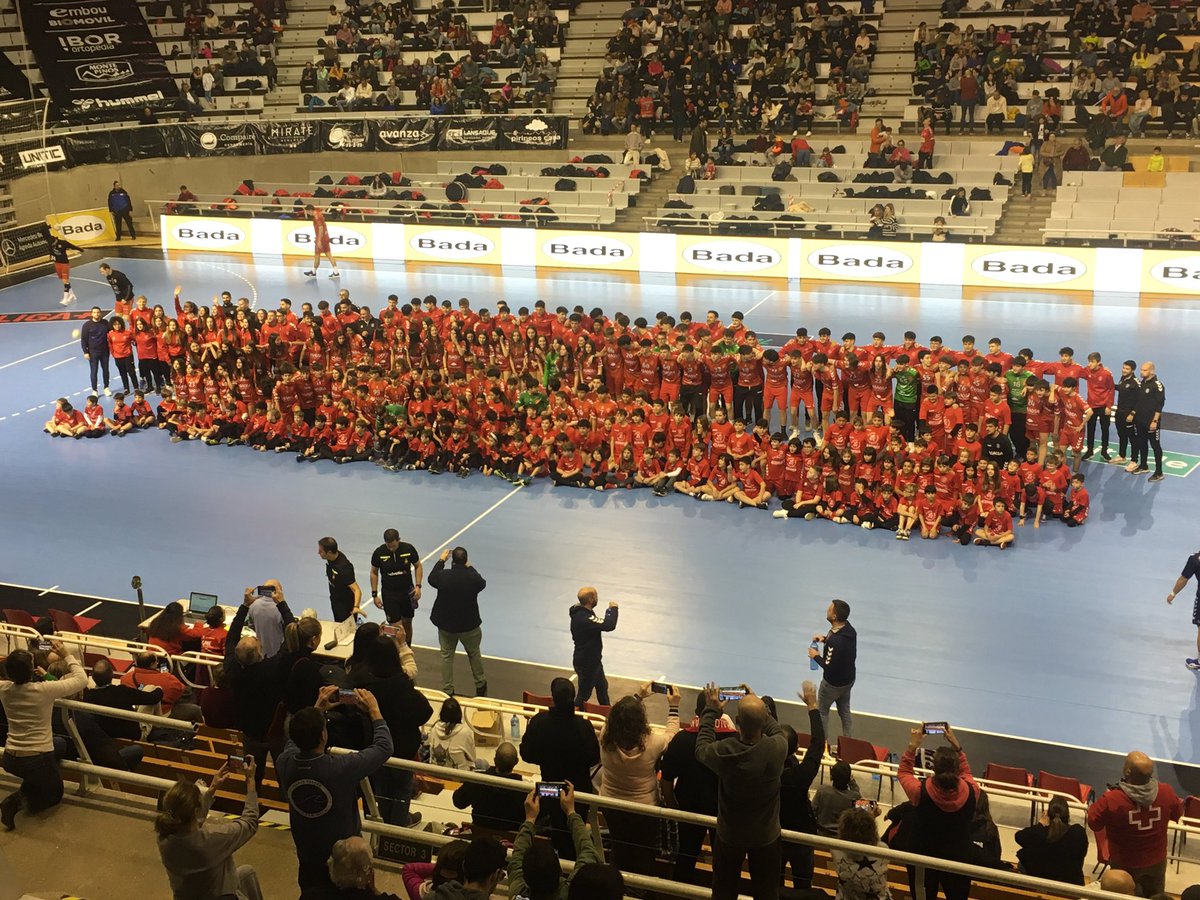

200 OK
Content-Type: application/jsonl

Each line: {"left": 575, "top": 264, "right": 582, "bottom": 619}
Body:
{"left": 772, "top": 509, "right": 788, "bottom": 519}
{"left": 59, "top": 293, "right": 71, "bottom": 306}
{"left": 66, "top": 290, "right": 76, "bottom": 303}
{"left": 329, "top": 269, "right": 341, "bottom": 278}
{"left": 103, "top": 387, "right": 112, "bottom": 396}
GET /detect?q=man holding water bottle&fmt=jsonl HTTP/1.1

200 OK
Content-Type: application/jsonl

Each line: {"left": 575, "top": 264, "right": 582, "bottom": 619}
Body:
{"left": 808, "top": 599, "right": 857, "bottom": 740}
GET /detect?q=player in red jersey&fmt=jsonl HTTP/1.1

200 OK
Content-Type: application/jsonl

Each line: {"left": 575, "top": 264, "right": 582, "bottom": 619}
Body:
{"left": 1050, "top": 377, "right": 1092, "bottom": 472}
{"left": 1081, "top": 351, "right": 1115, "bottom": 461}
{"left": 975, "top": 498, "right": 1015, "bottom": 548}
{"left": 1063, "top": 473, "right": 1089, "bottom": 527}
{"left": 302, "top": 204, "right": 340, "bottom": 279}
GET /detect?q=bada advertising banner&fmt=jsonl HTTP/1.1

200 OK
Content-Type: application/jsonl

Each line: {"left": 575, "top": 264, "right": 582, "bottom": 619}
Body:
{"left": 1141, "top": 249, "right": 1200, "bottom": 293}
{"left": 46, "top": 208, "right": 113, "bottom": 243}
{"left": 961, "top": 245, "right": 1093, "bottom": 290}
{"left": 534, "top": 229, "right": 638, "bottom": 271}
{"left": 280, "top": 218, "right": 375, "bottom": 259}
{"left": 18, "top": 0, "right": 175, "bottom": 119}
{"left": 161, "top": 217, "right": 254, "bottom": 254}
{"left": 675, "top": 234, "right": 789, "bottom": 279}
{"left": 404, "top": 225, "right": 502, "bottom": 266}
{"left": 799, "top": 239, "right": 921, "bottom": 282}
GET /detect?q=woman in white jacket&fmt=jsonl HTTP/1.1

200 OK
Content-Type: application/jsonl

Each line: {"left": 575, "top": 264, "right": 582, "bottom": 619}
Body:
{"left": 598, "top": 683, "right": 680, "bottom": 880}
{"left": 427, "top": 696, "right": 476, "bottom": 771}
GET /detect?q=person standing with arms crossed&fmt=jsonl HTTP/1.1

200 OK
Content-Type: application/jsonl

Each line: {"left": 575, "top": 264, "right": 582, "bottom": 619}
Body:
{"left": 569, "top": 587, "right": 618, "bottom": 708}
{"left": 318, "top": 536, "right": 362, "bottom": 622}
{"left": 1126, "top": 360, "right": 1165, "bottom": 482}
{"left": 302, "top": 203, "right": 340, "bottom": 279}
{"left": 1167, "top": 548, "right": 1200, "bottom": 671}
{"left": 429, "top": 546, "right": 488, "bottom": 696}
{"left": 808, "top": 599, "right": 857, "bottom": 742}
{"left": 370, "top": 528, "right": 423, "bottom": 647}
{"left": 108, "top": 179, "right": 136, "bottom": 240}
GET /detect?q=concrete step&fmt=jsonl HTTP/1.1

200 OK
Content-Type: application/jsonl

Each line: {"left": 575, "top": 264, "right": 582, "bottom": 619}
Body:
{"left": 572, "top": 0, "right": 631, "bottom": 14}
{"left": 564, "top": 36, "right": 610, "bottom": 54}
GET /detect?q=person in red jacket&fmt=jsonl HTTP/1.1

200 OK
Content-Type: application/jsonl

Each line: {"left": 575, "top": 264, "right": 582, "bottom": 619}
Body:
{"left": 106, "top": 317, "right": 137, "bottom": 394}
{"left": 1087, "top": 752, "right": 1182, "bottom": 897}
{"left": 1082, "top": 351, "right": 1115, "bottom": 460}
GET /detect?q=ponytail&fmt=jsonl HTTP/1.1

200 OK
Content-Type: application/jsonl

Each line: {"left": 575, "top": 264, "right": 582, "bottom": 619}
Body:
{"left": 285, "top": 616, "right": 322, "bottom": 654}
{"left": 1046, "top": 797, "right": 1070, "bottom": 843}
{"left": 155, "top": 780, "right": 202, "bottom": 839}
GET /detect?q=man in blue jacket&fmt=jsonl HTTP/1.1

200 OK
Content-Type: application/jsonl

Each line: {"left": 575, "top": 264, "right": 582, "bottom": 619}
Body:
{"left": 79, "top": 306, "right": 111, "bottom": 396}
{"left": 107, "top": 180, "right": 135, "bottom": 240}
{"left": 277, "top": 686, "right": 393, "bottom": 892}
{"left": 569, "top": 586, "right": 618, "bottom": 708}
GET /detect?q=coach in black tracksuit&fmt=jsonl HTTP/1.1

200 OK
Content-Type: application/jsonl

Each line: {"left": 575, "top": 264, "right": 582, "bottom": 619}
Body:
{"left": 1128, "top": 361, "right": 1165, "bottom": 481}
{"left": 569, "top": 586, "right": 618, "bottom": 708}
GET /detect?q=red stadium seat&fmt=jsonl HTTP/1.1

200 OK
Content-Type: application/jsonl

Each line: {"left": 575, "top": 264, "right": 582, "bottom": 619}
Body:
{"left": 83, "top": 652, "right": 131, "bottom": 674}
{"left": 522, "top": 691, "right": 553, "bottom": 708}
{"left": 837, "top": 735, "right": 889, "bottom": 764}
{"left": 1037, "top": 770, "right": 1093, "bottom": 804}
{"left": 48, "top": 608, "right": 100, "bottom": 635}
{"left": 984, "top": 762, "right": 1034, "bottom": 787}
{"left": 582, "top": 702, "right": 611, "bottom": 717}
{"left": 2, "top": 609, "right": 37, "bottom": 628}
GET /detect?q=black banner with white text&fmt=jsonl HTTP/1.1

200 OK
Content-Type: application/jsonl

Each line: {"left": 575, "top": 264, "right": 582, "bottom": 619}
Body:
{"left": 17, "top": 0, "right": 176, "bottom": 120}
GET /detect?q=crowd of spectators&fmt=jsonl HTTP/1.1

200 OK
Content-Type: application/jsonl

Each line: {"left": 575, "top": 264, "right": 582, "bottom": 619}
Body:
{"left": 581, "top": 0, "right": 880, "bottom": 141}
{"left": 300, "top": 0, "right": 562, "bottom": 113}
{"left": 912, "top": 1, "right": 1200, "bottom": 140}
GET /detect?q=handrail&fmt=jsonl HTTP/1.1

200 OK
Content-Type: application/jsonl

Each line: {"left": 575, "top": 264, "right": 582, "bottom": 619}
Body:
{"left": 52, "top": 630, "right": 167, "bottom": 659}
{"left": 335, "top": 750, "right": 1136, "bottom": 900}
{"left": 58, "top": 697, "right": 197, "bottom": 734}
{"left": 644, "top": 216, "right": 995, "bottom": 237}
{"left": 151, "top": 199, "right": 612, "bottom": 224}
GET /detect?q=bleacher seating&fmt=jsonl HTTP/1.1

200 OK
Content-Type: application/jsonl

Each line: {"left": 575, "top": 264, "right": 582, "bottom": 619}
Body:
{"left": 1045, "top": 170, "right": 1200, "bottom": 243}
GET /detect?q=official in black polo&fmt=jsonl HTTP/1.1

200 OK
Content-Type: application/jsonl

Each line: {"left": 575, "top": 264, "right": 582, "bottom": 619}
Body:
{"left": 1167, "top": 549, "right": 1200, "bottom": 672}
{"left": 1125, "top": 360, "right": 1165, "bottom": 482}
{"left": 370, "top": 528, "right": 422, "bottom": 646}
{"left": 428, "top": 546, "right": 488, "bottom": 697}
{"left": 318, "top": 536, "right": 361, "bottom": 622}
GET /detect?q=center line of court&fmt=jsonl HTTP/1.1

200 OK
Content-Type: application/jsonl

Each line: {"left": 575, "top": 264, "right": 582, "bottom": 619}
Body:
{"left": 742, "top": 291, "right": 777, "bottom": 318}
{"left": 42, "top": 357, "right": 73, "bottom": 370}
{"left": 420, "top": 485, "right": 525, "bottom": 564}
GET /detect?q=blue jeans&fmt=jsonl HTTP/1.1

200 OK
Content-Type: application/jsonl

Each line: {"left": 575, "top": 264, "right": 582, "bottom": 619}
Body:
{"left": 818, "top": 678, "right": 854, "bottom": 738}
{"left": 87, "top": 351, "right": 110, "bottom": 392}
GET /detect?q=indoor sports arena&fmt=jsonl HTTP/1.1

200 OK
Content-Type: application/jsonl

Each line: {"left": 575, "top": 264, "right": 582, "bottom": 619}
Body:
{"left": 1, "top": 1, "right": 1200, "bottom": 896}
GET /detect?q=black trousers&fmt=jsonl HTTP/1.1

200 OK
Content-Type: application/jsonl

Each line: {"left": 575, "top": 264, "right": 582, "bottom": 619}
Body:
{"left": 1132, "top": 419, "right": 1163, "bottom": 473}
{"left": 114, "top": 355, "right": 137, "bottom": 392}
{"left": 733, "top": 385, "right": 763, "bottom": 423}
{"left": 674, "top": 820, "right": 717, "bottom": 884}
{"left": 1116, "top": 413, "right": 1134, "bottom": 457}
{"left": 1086, "top": 406, "right": 1111, "bottom": 451}
{"left": 894, "top": 400, "right": 917, "bottom": 441}
{"left": 780, "top": 839, "right": 814, "bottom": 889}
{"left": 713, "top": 835, "right": 781, "bottom": 900}
{"left": 907, "top": 866, "right": 971, "bottom": 900}
{"left": 574, "top": 658, "right": 609, "bottom": 706}
{"left": 87, "top": 352, "right": 111, "bottom": 391}
{"left": 1010, "top": 411, "right": 1028, "bottom": 457}
{"left": 3, "top": 750, "right": 64, "bottom": 814}
{"left": 680, "top": 385, "right": 704, "bottom": 419}
{"left": 113, "top": 209, "right": 136, "bottom": 239}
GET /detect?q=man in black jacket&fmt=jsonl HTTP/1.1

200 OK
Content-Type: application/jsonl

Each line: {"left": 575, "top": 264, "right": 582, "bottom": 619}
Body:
{"left": 82, "top": 658, "right": 163, "bottom": 740}
{"left": 569, "top": 586, "right": 618, "bottom": 708}
{"left": 520, "top": 677, "right": 600, "bottom": 859}
{"left": 452, "top": 741, "right": 526, "bottom": 833}
{"left": 1126, "top": 360, "right": 1165, "bottom": 482}
{"left": 79, "top": 306, "right": 111, "bottom": 396}
{"left": 809, "top": 598, "right": 857, "bottom": 740}
{"left": 224, "top": 585, "right": 297, "bottom": 788}
{"left": 780, "top": 680, "right": 825, "bottom": 890}
{"left": 428, "top": 546, "right": 487, "bottom": 696}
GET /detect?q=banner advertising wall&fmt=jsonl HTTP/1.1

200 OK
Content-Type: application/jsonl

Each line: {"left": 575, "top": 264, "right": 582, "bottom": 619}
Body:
{"left": 437, "top": 117, "right": 498, "bottom": 151}
{"left": 0, "top": 221, "right": 50, "bottom": 267}
{"left": 370, "top": 117, "right": 437, "bottom": 151}
{"left": 46, "top": 208, "right": 113, "bottom": 243}
{"left": 498, "top": 115, "right": 570, "bottom": 150}
{"left": 158, "top": 215, "right": 1200, "bottom": 298}
{"left": 177, "top": 124, "right": 258, "bottom": 157}
{"left": 17, "top": 0, "right": 175, "bottom": 120}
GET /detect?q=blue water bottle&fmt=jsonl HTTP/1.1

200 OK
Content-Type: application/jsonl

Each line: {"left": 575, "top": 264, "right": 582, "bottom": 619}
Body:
{"left": 510, "top": 714, "right": 520, "bottom": 739}
{"left": 809, "top": 640, "right": 821, "bottom": 671}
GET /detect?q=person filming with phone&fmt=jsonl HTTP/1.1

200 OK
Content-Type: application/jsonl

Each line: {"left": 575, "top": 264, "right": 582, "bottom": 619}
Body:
{"left": 277, "top": 685, "right": 394, "bottom": 892}
{"left": 156, "top": 754, "right": 262, "bottom": 900}
{"left": 897, "top": 721, "right": 980, "bottom": 900}
{"left": 808, "top": 599, "right": 857, "bottom": 741}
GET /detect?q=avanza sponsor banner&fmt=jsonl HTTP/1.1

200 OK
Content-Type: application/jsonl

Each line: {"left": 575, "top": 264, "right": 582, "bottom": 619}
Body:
{"left": 18, "top": 0, "right": 175, "bottom": 120}
{"left": 371, "top": 117, "right": 437, "bottom": 151}
{"left": 46, "top": 208, "right": 113, "bottom": 243}
{"left": 961, "top": 245, "right": 1093, "bottom": 290}
{"left": 534, "top": 229, "right": 638, "bottom": 271}
{"left": 675, "top": 234, "right": 789, "bottom": 278}
{"left": 161, "top": 217, "right": 253, "bottom": 253}
{"left": 800, "top": 239, "right": 921, "bottom": 282}
{"left": 404, "top": 225, "right": 502, "bottom": 265}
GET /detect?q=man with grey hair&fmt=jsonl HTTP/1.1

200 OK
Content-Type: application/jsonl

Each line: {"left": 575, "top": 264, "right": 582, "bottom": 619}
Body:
{"left": 323, "top": 836, "right": 405, "bottom": 898}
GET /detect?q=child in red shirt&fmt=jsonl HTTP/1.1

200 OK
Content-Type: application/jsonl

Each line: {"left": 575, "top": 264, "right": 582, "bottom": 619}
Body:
{"left": 1063, "top": 473, "right": 1089, "bottom": 527}
{"left": 975, "top": 498, "right": 1015, "bottom": 548}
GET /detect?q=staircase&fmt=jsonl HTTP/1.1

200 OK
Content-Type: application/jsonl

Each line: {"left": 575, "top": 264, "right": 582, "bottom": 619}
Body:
{"left": 868, "top": 0, "right": 941, "bottom": 128}
{"left": 992, "top": 189, "right": 1055, "bottom": 245}
{"left": 614, "top": 168, "right": 676, "bottom": 232}
{"left": 552, "top": 0, "right": 625, "bottom": 119}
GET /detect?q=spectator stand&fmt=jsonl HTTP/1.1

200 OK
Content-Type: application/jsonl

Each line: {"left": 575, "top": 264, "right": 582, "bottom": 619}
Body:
{"left": 276, "top": 0, "right": 571, "bottom": 115}
{"left": 1045, "top": 168, "right": 1200, "bottom": 245}
{"left": 647, "top": 137, "right": 1013, "bottom": 238}
{"left": 906, "top": 6, "right": 1200, "bottom": 135}
{"left": 577, "top": 0, "right": 888, "bottom": 141}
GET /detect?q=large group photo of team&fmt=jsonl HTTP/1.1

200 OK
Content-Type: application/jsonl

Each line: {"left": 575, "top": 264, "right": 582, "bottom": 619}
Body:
{"left": 43, "top": 251, "right": 1168, "bottom": 550}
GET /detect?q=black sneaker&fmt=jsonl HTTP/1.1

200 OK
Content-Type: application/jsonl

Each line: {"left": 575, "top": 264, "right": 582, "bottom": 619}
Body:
{"left": 1134, "top": 466, "right": 1150, "bottom": 475}
{"left": 1100, "top": 451, "right": 1112, "bottom": 461}
{"left": 1081, "top": 449, "right": 1093, "bottom": 460}
{"left": 1, "top": 792, "right": 20, "bottom": 831}
{"left": 1149, "top": 472, "right": 1165, "bottom": 482}
{"left": 475, "top": 682, "right": 488, "bottom": 697}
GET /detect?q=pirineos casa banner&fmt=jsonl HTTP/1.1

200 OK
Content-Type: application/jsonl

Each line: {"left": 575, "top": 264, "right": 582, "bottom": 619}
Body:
{"left": 18, "top": 0, "right": 176, "bottom": 120}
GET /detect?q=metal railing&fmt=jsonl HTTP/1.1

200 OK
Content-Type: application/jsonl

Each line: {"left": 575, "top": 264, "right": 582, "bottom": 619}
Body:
{"left": 1041, "top": 224, "right": 1200, "bottom": 247}
{"left": 644, "top": 215, "right": 996, "bottom": 239}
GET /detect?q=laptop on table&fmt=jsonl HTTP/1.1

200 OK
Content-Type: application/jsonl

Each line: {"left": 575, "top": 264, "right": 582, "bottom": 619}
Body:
{"left": 186, "top": 592, "right": 219, "bottom": 622}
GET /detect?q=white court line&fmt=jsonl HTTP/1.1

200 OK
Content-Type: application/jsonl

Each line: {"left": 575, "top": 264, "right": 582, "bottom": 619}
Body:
{"left": 0, "top": 341, "right": 76, "bottom": 371}
{"left": 78, "top": 601, "right": 102, "bottom": 615}
{"left": 42, "top": 357, "right": 73, "bottom": 370}
{"left": 741, "top": 290, "right": 777, "bottom": 319}
{"left": 37, "top": 585, "right": 59, "bottom": 597}
{"left": 420, "top": 485, "right": 526, "bottom": 565}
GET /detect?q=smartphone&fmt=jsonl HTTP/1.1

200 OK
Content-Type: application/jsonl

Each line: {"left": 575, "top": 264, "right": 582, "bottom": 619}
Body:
{"left": 855, "top": 799, "right": 878, "bottom": 811}
{"left": 256, "top": 585, "right": 274, "bottom": 597}
{"left": 227, "top": 754, "right": 246, "bottom": 771}
{"left": 159, "top": 661, "right": 171, "bottom": 674}
{"left": 381, "top": 624, "right": 398, "bottom": 638}
{"left": 537, "top": 781, "right": 566, "bottom": 798}
{"left": 338, "top": 688, "right": 357, "bottom": 704}
{"left": 650, "top": 681, "right": 671, "bottom": 695}
{"left": 718, "top": 686, "right": 747, "bottom": 702}
{"left": 37, "top": 640, "right": 51, "bottom": 652}
{"left": 923, "top": 721, "right": 948, "bottom": 736}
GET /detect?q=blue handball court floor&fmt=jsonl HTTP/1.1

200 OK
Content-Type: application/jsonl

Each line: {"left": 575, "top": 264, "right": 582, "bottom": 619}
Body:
{"left": 2, "top": 251, "right": 1200, "bottom": 766}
